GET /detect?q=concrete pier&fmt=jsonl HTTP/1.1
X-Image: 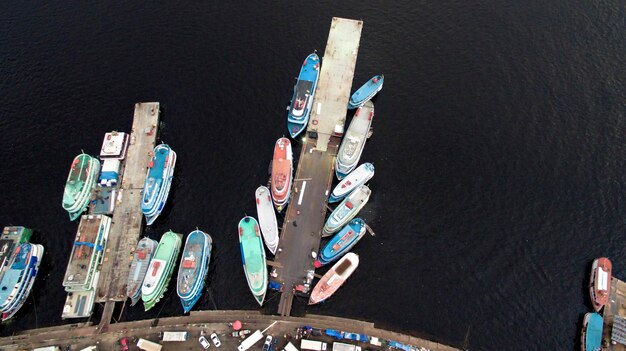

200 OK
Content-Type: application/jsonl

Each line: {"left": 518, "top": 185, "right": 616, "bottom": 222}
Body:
{"left": 94, "top": 103, "right": 160, "bottom": 328}
{"left": 0, "top": 311, "right": 461, "bottom": 351}
{"left": 272, "top": 18, "right": 362, "bottom": 316}
{"left": 601, "top": 277, "right": 626, "bottom": 350}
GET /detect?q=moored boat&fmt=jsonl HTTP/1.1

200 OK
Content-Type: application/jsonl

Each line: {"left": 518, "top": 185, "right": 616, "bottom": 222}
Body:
{"left": 99, "top": 131, "right": 129, "bottom": 160}
{"left": 329, "top": 163, "right": 375, "bottom": 203}
{"left": 271, "top": 138, "right": 293, "bottom": 212}
{"left": 589, "top": 257, "right": 612, "bottom": 312}
{"left": 309, "top": 252, "right": 359, "bottom": 305}
{"left": 126, "top": 237, "right": 158, "bottom": 306}
{"left": 0, "top": 243, "right": 44, "bottom": 321}
{"left": 141, "top": 144, "right": 177, "bottom": 225}
{"left": 287, "top": 53, "right": 321, "bottom": 138}
{"left": 0, "top": 227, "right": 33, "bottom": 283}
{"left": 335, "top": 102, "right": 374, "bottom": 179}
{"left": 141, "top": 231, "right": 182, "bottom": 311}
{"left": 581, "top": 312, "right": 602, "bottom": 351}
{"left": 323, "top": 185, "right": 371, "bottom": 236}
{"left": 255, "top": 186, "right": 279, "bottom": 254}
{"left": 238, "top": 216, "right": 267, "bottom": 305}
{"left": 177, "top": 230, "right": 212, "bottom": 313}
{"left": 348, "top": 75, "right": 384, "bottom": 109}
{"left": 62, "top": 154, "right": 100, "bottom": 220}
{"left": 316, "top": 218, "right": 366, "bottom": 267}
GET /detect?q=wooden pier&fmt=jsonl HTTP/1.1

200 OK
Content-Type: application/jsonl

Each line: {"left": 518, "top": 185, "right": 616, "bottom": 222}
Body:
{"left": 600, "top": 277, "right": 626, "bottom": 350}
{"left": 272, "top": 18, "right": 362, "bottom": 316}
{"left": 94, "top": 103, "right": 160, "bottom": 328}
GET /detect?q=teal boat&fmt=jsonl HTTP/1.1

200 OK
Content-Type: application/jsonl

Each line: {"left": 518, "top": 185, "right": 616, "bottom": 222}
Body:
{"left": 348, "top": 75, "right": 384, "bottom": 109}
{"left": 287, "top": 53, "right": 321, "bottom": 138}
{"left": 62, "top": 154, "right": 100, "bottom": 221}
{"left": 581, "top": 312, "right": 602, "bottom": 351}
{"left": 141, "top": 231, "right": 182, "bottom": 311}
{"left": 316, "top": 218, "right": 366, "bottom": 267}
{"left": 177, "top": 230, "right": 212, "bottom": 313}
{"left": 238, "top": 216, "right": 267, "bottom": 305}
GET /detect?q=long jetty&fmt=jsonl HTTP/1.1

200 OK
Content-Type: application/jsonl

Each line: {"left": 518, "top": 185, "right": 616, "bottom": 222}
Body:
{"left": 271, "top": 17, "right": 362, "bottom": 316}
{"left": 95, "top": 102, "right": 160, "bottom": 329}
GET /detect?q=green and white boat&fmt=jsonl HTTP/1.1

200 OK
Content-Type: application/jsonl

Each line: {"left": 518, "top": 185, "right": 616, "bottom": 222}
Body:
{"left": 62, "top": 154, "right": 100, "bottom": 221}
{"left": 238, "top": 216, "right": 267, "bottom": 305}
{"left": 141, "top": 231, "right": 182, "bottom": 311}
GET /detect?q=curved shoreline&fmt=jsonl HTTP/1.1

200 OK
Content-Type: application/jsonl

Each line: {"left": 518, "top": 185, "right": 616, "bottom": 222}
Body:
{"left": 0, "top": 310, "right": 460, "bottom": 351}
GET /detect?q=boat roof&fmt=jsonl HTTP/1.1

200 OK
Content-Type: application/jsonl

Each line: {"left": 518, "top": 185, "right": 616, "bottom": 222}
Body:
{"left": 63, "top": 215, "right": 109, "bottom": 287}
{"left": 100, "top": 132, "right": 128, "bottom": 158}
{"left": 586, "top": 313, "right": 603, "bottom": 350}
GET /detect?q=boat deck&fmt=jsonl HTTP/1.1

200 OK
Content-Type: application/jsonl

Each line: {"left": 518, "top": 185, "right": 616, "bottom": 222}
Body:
{"left": 272, "top": 18, "right": 362, "bottom": 316}
{"left": 307, "top": 17, "right": 362, "bottom": 152}
{"left": 63, "top": 215, "right": 108, "bottom": 288}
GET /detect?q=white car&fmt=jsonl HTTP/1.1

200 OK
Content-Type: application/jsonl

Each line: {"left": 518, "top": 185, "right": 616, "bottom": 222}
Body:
{"left": 210, "top": 332, "right": 221, "bottom": 347}
{"left": 263, "top": 335, "right": 273, "bottom": 351}
{"left": 199, "top": 336, "right": 211, "bottom": 349}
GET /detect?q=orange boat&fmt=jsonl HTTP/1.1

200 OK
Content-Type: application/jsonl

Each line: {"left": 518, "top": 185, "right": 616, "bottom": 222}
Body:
{"left": 589, "top": 257, "right": 612, "bottom": 311}
{"left": 309, "top": 252, "right": 359, "bottom": 305}
{"left": 271, "top": 138, "right": 293, "bottom": 212}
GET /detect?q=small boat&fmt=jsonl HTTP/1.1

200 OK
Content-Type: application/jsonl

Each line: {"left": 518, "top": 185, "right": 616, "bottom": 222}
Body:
{"left": 589, "top": 257, "right": 612, "bottom": 312}
{"left": 141, "top": 231, "right": 182, "bottom": 311}
{"left": 238, "top": 216, "right": 268, "bottom": 305}
{"left": 287, "top": 53, "right": 321, "bottom": 138}
{"left": 348, "top": 75, "right": 384, "bottom": 109}
{"left": 323, "top": 185, "right": 371, "bottom": 236}
{"left": 335, "top": 102, "right": 374, "bottom": 179}
{"left": 177, "top": 230, "right": 212, "bottom": 313}
{"left": 0, "top": 243, "right": 44, "bottom": 321}
{"left": 316, "top": 218, "right": 366, "bottom": 267}
{"left": 62, "top": 154, "right": 100, "bottom": 220}
{"left": 141, "top": 144, "right": 177, "bottom": 225}
{"left": 255, "top": 186, "right": 279, "bottom": 254}
{"left": 329, "top": 163, "right": 375, "bottom": 203}
{"left": 126, "top": 237, "right": 158, "bottom": 306}
{"left": 581, "top": 312, "right": 603, "bottom": 351}
{"left": 271, "top": 138, "right": 293, "bottom": 212}
{"left": 99, "top": 131, "right": 129, "bottom": 160}
{"left": 309, "top": 252, "right": 359, "bottom": 305}
{"left": 0, "top": 227, "right": 33, "bottom": 284}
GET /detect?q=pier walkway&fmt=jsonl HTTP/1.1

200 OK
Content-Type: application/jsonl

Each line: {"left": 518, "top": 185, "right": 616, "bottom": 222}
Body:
{"left": 272, "top": 18, "right": 362, "bottom": 316}
{"left": 95, "top": 103, "right": 160, "bottom": 327}
{"left": 601, "top": 277, "right": 626, "bottom": 350}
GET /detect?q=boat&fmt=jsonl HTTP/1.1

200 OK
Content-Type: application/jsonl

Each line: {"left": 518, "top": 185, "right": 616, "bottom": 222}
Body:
{"left": 141, "top": 144, "right": 177, "bottom": 225}
{"left": 255, "top": 186, "right": 279, "bottom": 254}
{"left": 62, "top": 215, "right": 111, "bottom": 319}
{"left": 287, "top": 53, "right": 321, "bottom": 138}
{"left": 238, "top": 216, "right": 268, "bottom": 305}
{"left": 348, "top": 75, "right": 384, "bottom": 109}
{"left": 309, "top": 252, "right": 359, "bottom": 305}
{"left": 329, "top": 163, "right": 375, "bottom": 203}
{"left": 335, "top": 102, "right": 375, "bottom": 179}
{"left": 581, "top": 312, "right": 603, "bottom": 351}
{"left": 270, "top": 138, "right": 293, "bottom": 212}
{"left": 323, "top": 185, "right": 371, "bottom": 236}
{"left": 316, "top": 218, "right": 366, "bottom": 267}
{"left": 126, "top": 237, "right": 158, "bottom": 306}
{"left": 589, "top": 257, "right": 612, "bottom": 312}
{"left": 141, "top": 231, "right": 182, "bottom": 311}
{"left": 62, "top": 154, "right": 100, "bottom": 220}
{"left": 0, "top": 243, "right": 44, "bottom": 321}
{"left": 99, "top": 131, "right": 129, "bottom": 160}
{"left": 0, "top": 227, "right": 33, "bottom": 283}
{"left": 177, "top": 230, "right": 212, "bottom": 313}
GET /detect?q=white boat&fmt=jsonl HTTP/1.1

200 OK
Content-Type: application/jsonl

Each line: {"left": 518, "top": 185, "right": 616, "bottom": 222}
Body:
{"left": 323, "top": 185, "right": 371, "bottom": 236}
{"left": 255, "top": 186, "right": 279, "bottom": 254}
{"left": 329, "top": 163, "right": 375, "bottom": 203}
{"left": 309, "top": 252, "right": 360, "bottom": 305}
{"left": 335, "top": 101, "right": 375, "bottom": 179}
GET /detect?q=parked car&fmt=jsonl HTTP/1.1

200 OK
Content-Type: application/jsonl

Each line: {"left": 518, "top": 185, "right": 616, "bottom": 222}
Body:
{"left": 210, "top": 332, "right": 221, "bottom": 347}
{"left": 263, "top": 335, "right": 274, "bottom": 351}
{"left": 199, "top": 336, "right": 211, "bottom": 349}
{"left": 119, "top": 337, "right": 129, "bottom": 351}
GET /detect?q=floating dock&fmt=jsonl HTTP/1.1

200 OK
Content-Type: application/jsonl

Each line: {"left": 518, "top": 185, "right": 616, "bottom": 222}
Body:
{"left": 271, "top": 17, "right": 362, "bottom": 316}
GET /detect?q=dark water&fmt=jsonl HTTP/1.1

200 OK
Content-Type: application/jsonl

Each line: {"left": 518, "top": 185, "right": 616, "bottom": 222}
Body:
{"left": 0, "top": 1, "right": 624, "bottom": 350}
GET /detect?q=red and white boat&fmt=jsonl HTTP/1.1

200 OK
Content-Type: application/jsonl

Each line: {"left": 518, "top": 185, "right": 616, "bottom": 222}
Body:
{"left": 309, "top": 252, "right": 359, "bottom": 305}
{"left": 589, "top": 257, "right": 612, "bottom": 311}
{"left": 271, "top": 138, "right": 293, "bottom": 212}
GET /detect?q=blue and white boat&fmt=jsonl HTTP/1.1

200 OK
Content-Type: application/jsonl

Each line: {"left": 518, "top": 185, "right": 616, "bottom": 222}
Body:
{"left": 329, "top": 163, "right": 375, "bottom": 203}
{"left": 336, "top": 102, "right": 374, "bottom": 179}
{"left": 316, "top": 218, "right": 366, "bottom": 267}
{"left": 323, "top": 185, "right": 371, "bottom": 236}
{"left": 581, "top": 312, "right": 602, "bottom": 351}
{"left": 177, "top": 230, "right": 212, "bottom": 313}
{"left": 348, "top": 75, "right": 384, "bottom": 109}
{"left": 0, "top": 243, "right": 44, "bottom": 321}
{"left": 287, "top": 53, "right": 321, "bottom": 138}
{"left": 141, "top": 144, "right": 177, "bottom": 225}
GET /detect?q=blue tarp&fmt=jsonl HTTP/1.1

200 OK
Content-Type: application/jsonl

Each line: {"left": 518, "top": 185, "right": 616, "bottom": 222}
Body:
{"left": 325, "top": 329, "right": 344, "bottom": 339}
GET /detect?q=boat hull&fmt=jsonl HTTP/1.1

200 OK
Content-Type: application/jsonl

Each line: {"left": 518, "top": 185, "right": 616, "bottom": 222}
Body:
{"left": 317, "top": 219, "right": 366, "bottom": 266}
{"left": 62, "top": 154, "right": 100, "bottom": 221}
{"left": 309, "top": 253, "right": 359, "bottom": 305}
{"left": 581, "top": 312, "right": 603, "bottom": 351}
{"left": 255, "top": 186, "right": 279, "bottom": 254}
{"left": 589, "top": 257, "right": 612, "bottom": 312}
{"left": 323, "top": 185, "right": 371, "bottom": 236}
{"left": 348, "top": 75, "right": 384, "bottom": 109}
{"left": 238, "top": 217, "right": 268, "bottom": 305}
{"left": 271, "top": 138, "right": 293, "bottom": 212}
{"left": 126, "top": 237, "right": 158, "bottom": 306}
{"left": 1, "top": 244, "right": 43, "bottom": 321}
{"left": 141, "top": 231, "right": 182, "bottom": 311}
{"left": 287, "top": 53, "right": 320, "bottom": 138}
{"left": 142, "top": 144, "right": 177, "bottom": 226}
{"left": 335, "top": 102, "right": 375, "bottom": 180}
{"left": 177, "top": 230, "right": 212, "bottom": 313}
{"left": 329, "top": 163, "right": 375, "bottom": 203}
